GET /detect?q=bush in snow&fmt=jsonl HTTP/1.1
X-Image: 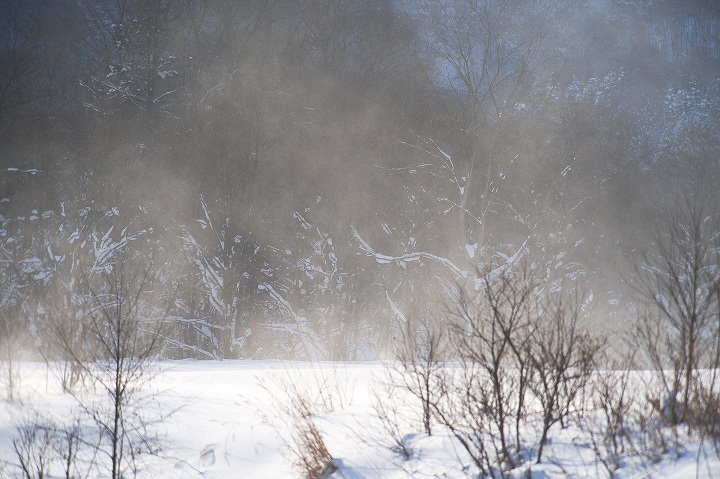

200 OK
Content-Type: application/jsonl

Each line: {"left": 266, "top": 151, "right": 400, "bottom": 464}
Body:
{"left": 631, "top": 194, "right": 720, "bottom": 427}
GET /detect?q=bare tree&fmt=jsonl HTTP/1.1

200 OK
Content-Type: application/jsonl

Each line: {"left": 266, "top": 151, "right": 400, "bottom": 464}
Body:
{"left": 418, "top": 0, "right": 555, "bottom": 250}
{"left": 0, "top": 0, "right": 80, "bottom": 131}
{"left": 180, "top": 196, "right": 262, "bottom": 359}
{"left": 37, "top": 241, "right": 91, "bottom": 392}
{"left": 0, "top": 216, "right": 43, "bottom": 402}
{"left": 423, "top": 0, "right": 545, "bottom": 125}
{"left": 76, "top": 0, "right": 186, "bottom": 122}
{"left": 60, "top": 252, "right": 166, "bottom": 479}
{"left": 631, "top": 195, "right": 720, "bottom": 425}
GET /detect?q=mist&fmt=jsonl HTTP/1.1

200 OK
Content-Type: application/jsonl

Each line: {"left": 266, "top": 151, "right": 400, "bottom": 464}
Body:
{"left": 1, "top": 0, "right": 719, "bottom": 361}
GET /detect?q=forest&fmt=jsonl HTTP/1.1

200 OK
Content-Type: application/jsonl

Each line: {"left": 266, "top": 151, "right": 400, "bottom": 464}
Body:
{"left": 1, "top": 0, "right": 719, "bottom": 363}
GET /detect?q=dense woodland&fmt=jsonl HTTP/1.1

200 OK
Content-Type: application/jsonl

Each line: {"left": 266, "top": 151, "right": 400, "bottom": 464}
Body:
{"left": 1, "top": 0, "right": 719, "bottom": 361}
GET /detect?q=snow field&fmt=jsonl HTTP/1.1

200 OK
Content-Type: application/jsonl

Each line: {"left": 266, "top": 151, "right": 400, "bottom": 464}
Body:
{"left": 0, "top": 361, "right": 718, "bottom": 478}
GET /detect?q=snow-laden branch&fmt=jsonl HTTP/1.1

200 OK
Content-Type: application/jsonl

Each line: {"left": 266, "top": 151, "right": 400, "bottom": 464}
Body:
{"left": 91, "top": 226, "right": 146, "bottom": 273}
{"left": 3, "top": 168, "right": 42, "bottom": 175}
{"left": 387, "top": 136, "right": 468, "bottom": 198}
{"left": 259, "top": 282, "right": 298, "bottom": 322}
{"left": 476, "top": 236, "right": 530, "bottom": 288}
{"left": 258, "top": 282, "right": 327, "bottom": 360}
{"left": 351, "top": 225, "right": 467, "bottom": 279}
{"left": 386, "top": 292, "right": 407, "bottom": 325}
{"left": 351, "top": 225, "right": 530, "bottom": 290}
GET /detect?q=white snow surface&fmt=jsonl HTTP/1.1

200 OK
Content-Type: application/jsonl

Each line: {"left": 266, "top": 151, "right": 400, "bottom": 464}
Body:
{"left": 0, "top": 361, "right": 718, "bottom": 479}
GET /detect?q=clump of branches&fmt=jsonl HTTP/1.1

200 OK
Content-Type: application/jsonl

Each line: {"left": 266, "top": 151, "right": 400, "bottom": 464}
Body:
{"left": 371, "top": 380, "right": 415, "bottom": 460}
{"left": 372, "top": 315, "right": 447, "bottom": 461}
{"left": 36, "top": 253, "right": 90, "bottom": 393}
{"left": 614, "top": 193, "right": 720, "bottom": 472}
{"left": 0, "top": 304, "right": 21, "bottom": 402}
{"left": 263, "top": 373, "right": 337, "bottom": 479}
{"left": 583, "top": 352, "right": 683, "bottom": 477}
{"left": 394, "top": 315, "right": 447, "bottom": 436}
{"left": 10, "top": 412, "right": 94, "bottom": 479}
{"left": 584, "top": 354, "right": 636, "bottom": 477}
{"left": 432, "top": 362, "right": 497, "bottom": 477}
{"left": 529, "top": 291, "right": 605, "bottom": 463}
{"left": 293, "top": 410, "right": 336, "bottom": 479}
{"left": 441, "top": 266, "right": 538, "bottom": 475}
{"left": 695, "top": 382, "right": 720, "bottom": 456}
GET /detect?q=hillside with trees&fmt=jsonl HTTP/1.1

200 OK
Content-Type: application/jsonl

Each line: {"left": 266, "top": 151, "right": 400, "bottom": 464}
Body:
{"left": 1, "top": 0, "right": 719, "bottom": 361}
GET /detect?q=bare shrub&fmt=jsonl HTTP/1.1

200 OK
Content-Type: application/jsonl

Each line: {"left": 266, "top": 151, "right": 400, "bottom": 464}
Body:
{"left": 691, "top": 288, "right": 720, "bottom": 454}
{"left": 529, "top": 292, "right": 605, "bottom": 463}
{"left": 11, "top": 413, "right": 91, "bottom": 479}
{"left": 263, "top": 372, "right": 337, "bottom": 479}
{"left": 447, "top": 267, "right": 538, "bottom": 469}
{"left": 372, "top": 378, "right": 414, "bottom": 460}
{"left": 0, "top": 226, "right": 37, "bottom": 403}
{"left": 430, "top": 266, "right": 540, "bottom": 477}
{"left": 585, "top": 357, "right": 681, "bottom": 474}
{"left": 694, "top": 382, "right": 720, "bottom": 456}
{"left": 432, "top": 363, "right": 496, "bottom": 477}
{"left": 630, "top": 195, "right": 720, "bottom": 426}
{"left": 432, "top": 264, "right": 606, "bottom": 474}
{"left": 585, "top": 357, "right": 636, "bottom": 477}
{"left": 370, "top": 314, "right": 445, "bottom": 462}
{"left": 293, "top": 417, "right": 336, "bottom": 479}
{"left": 37, "top": 263, "right": 89, "bottom": 393}
{"left": 12, "top": 418, "right": 54, "bottom": 479}
{"left": 52, "top": 420, "right": 89, "bottom": 479}
{"left": 0, "top": 292, "right": 28, "bottom": 402}
{"left": 633, "top": 407, "right": 678, "bottom": 465}
{"left": 394, "top": 315, "right": 446, "bottom": 436}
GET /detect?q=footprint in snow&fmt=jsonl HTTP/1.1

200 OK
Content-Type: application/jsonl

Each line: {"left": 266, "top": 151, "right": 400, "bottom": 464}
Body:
{"left": 199, "top": 445, "right": 216, "bottom": 468}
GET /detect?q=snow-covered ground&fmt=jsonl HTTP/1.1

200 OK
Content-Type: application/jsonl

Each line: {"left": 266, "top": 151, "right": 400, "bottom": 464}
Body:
{"left": 0, "top": 361, "right": 718, "bottom": 478}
